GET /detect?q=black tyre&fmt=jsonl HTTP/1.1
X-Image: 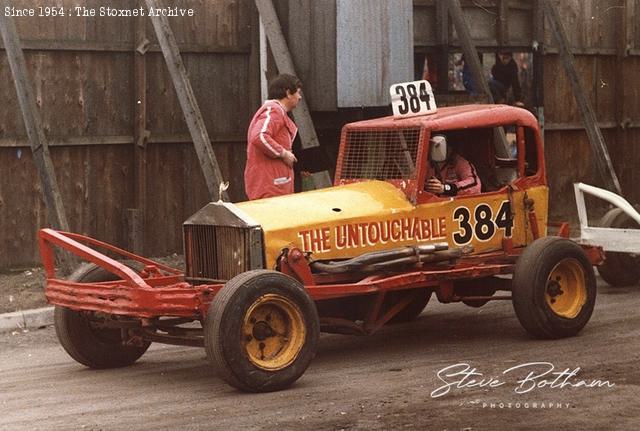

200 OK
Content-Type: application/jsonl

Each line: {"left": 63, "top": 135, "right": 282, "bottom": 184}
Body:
{"left": 596, "top": 207, "right": 640, "bottom": 286}
{"left": 387, "top": 289, "right": 431, "bottom": 323}
{"left": 54, "top": 263, "right": 151, "bottom": 369}
{"left": 205, "top": 270, "right": 320, "bottom": 392}
{"left": 512, "top": 237, "right": 596, "bottom": 339}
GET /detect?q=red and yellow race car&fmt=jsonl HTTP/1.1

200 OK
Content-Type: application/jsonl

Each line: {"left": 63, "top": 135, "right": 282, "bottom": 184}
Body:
{"left": 39, "top": 82, "right": 602, "bottom": 393}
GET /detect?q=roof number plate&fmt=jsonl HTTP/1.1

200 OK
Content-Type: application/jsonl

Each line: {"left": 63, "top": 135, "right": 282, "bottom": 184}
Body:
{"left": 390, "top": 80, "right": 437, "bottom": 119}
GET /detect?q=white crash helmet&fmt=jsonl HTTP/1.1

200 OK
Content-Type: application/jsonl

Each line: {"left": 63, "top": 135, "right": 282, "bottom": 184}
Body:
{"left": 429, "top": 134, "right": 447, "bottom": 163}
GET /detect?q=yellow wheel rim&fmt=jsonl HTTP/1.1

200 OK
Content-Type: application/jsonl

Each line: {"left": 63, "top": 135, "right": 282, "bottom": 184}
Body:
{"left": 545, "top": 258, "right": 587, "bottom": 318}
{"left": 242, "top": 294, "right": 306, "bottom": 371}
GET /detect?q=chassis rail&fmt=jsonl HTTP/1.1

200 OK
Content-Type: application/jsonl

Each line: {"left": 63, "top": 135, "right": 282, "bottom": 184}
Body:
{"left": 38, "top": 229, "right": 525, "bottom": 321}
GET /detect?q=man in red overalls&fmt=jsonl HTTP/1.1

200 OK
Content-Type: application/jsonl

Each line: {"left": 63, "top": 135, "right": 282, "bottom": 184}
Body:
{"left": 425, "top": 134, "right": 481, "bottom": 196}
{"left": 244, "top": 74, "right": 302, "bottom": 200}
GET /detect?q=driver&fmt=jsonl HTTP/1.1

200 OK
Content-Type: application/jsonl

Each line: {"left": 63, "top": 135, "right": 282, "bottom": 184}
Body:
{"left": 425, "top": 134, "right": 481, "bottom": 196}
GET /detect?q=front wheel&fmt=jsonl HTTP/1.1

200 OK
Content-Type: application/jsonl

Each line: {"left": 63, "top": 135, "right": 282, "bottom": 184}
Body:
{"left": 512, "top": 237, "right": 596, "bottom": 339}
{"left": 204, "top": 270, "right": 320, "bottom": 392}
{"left": 55, "top": 264, "right": 150, "bottom": 369}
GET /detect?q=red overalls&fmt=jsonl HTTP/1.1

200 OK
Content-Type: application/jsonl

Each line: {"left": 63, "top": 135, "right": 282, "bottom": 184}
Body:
{"left": 244, "top": 100, "right": 298, "bottom": 200}
{"left": 429, "top": 154, "right": 481, "bottom": 196}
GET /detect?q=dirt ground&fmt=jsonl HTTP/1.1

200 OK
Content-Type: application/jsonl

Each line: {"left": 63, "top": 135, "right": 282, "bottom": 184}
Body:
{"left": 0, "top": 267, "right": 48, "bottom": 313}
{"left": 1, "top": 276, "right": 639, "bottom": 430}
{"left": 0, "top": 255, "right": 184, "bottom": 314}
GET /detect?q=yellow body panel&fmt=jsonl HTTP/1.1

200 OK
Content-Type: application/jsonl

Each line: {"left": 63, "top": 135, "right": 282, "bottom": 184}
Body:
{"left": 236, "top": 181, "right": 548, "bottom": 268}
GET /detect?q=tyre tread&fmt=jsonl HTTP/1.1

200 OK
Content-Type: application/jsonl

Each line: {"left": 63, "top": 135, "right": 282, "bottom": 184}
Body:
{"left": 512, "top": 237, "right": 596, "bottom": 339}
{"left": 55, "top": 263, "right": 150, "bottom": 369}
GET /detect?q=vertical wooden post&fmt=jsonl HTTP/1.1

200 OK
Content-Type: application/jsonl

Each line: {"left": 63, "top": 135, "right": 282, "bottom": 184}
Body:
{"left": 145, "top": 0, "right": 228, "bottom": 202}
{"left": 128, "top": 0, "right": 149, "bottom": 254}
{"left": 0, "top": 3, "right": 73, "bottom": 272}
{"left": 435, "top": 0, "right": 450, "bottom": 94}
{"left": 497, "top": 0, "right": 509, "bottom": 46}
{"left": 544, "top": 0, "right": 622, "bottom": 194}
{"left": 532, "top": 0, "right": 545, "bottom": 111}
{"left": 448, "top": 0, "right": 511, "bottom": 158}
{"left": 247, "top": 3, "right": 262, "bottom": 114}
{"left": 447, "top": 0, "right": 493, "bottom": 101}
{"left": 254, "top": 0, "right": 332, "bottom": 188}
{"left": 614, "top": 0, "right": 630, "bottom": 191}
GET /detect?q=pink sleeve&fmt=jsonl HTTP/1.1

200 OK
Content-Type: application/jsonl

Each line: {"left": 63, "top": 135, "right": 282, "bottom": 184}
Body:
{"left": 454, "top": 157, "right": 481, "bottom": 195}
{"left": 249, "top": 105, "right": 285, "bottom": 158}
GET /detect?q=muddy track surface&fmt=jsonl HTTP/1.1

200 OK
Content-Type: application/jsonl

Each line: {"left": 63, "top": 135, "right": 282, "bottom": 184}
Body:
{"left": 1, "top": 279, "right": 639, "bottom": 430}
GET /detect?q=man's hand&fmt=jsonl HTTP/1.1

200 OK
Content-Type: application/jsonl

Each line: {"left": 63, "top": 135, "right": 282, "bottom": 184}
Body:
{"left": 281, "top": 149, "right": 297, "bottom": 167}
{"left": 425, "top": 177, "right": 444, "bottom": 194}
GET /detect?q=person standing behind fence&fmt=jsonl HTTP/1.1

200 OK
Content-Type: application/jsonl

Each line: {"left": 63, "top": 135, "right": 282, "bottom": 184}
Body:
{"left": 244, "top": 74, "right": 302, "bottom": 200}
{"left": 489, "top": 51, "right": 525, "bottom": 107}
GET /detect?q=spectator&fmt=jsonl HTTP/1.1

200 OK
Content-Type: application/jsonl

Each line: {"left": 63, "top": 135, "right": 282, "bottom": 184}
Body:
{"left": 244, "top": 74, "right": 302, "bottom": 200}
{"left": 489, "top": 51, "right": 525, "bottom": 107}
{"left": 457, "top": 53, "right": 483, "bottom": 95}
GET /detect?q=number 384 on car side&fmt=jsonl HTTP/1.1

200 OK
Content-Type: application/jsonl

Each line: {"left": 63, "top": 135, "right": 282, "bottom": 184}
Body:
{"left": 39, "top": 81, "right": 602, "bottom": 393}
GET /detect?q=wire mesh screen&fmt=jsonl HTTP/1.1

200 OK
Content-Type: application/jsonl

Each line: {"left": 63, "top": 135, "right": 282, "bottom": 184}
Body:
{"left": 340, "top": 128, "right": 422, "bottom": 180}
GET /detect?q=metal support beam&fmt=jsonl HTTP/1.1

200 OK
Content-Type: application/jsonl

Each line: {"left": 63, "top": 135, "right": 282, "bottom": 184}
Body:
{"left": 543, "top": 0, "right": 622, "bottom": 195}
{"left": 254, "top": 0, "right": 332, "bottom": 188}
{"left": 0, "top": 1, "right": 72, "bottom": 272}
{"left": 448, "top": 0, "right": 511, "bottom": 158}
{"left": 145, "top": 0, "right": 228, "bottom": 201}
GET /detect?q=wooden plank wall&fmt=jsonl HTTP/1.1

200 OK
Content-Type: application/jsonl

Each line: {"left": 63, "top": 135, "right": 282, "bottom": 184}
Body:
{"left": 0, "top": 0, "right": 258, "bottom": 269}
{"left": 413, "top": 1, "right": 535, "bottom": 50}
{"left": 2, "top": 0, "right": 638, "bottom": 270}
{"left": 543, "top": 0, "right": 640, "bottom": 220}
{"left": 413, "top": 0, "right": 640, "bottom": 222}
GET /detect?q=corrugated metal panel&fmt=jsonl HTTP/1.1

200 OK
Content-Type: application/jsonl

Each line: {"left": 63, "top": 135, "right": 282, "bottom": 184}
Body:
{"left": 336, "top": 0, "right": 413, "bottom": 107}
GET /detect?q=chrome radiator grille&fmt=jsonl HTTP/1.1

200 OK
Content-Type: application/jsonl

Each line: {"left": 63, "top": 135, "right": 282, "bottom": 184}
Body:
{"left": 184, "top": 224, "right": 264, "bottom": 281}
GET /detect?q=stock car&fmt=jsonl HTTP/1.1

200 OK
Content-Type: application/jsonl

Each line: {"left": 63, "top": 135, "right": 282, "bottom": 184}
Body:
{"left": 39, "top": 81, "right": 601, "bottom": 392}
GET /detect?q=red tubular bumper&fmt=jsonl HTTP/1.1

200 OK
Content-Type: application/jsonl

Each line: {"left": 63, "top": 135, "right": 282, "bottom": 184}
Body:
{"left": 38, "top": 229, "right": 221, "bottom": 319}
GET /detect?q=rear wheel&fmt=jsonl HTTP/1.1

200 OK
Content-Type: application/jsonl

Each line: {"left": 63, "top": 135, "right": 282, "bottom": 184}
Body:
{"left": 54, "top": 263, "right": 150, "bottom": 369}
{"left": 512, "top": 237, "right": 596, "bottom": 339}
{"left": 596, "top": 207, "right": 640, "bottom": 286}
{"left": 205, "top": 270, "right": 319, "bottom": 392}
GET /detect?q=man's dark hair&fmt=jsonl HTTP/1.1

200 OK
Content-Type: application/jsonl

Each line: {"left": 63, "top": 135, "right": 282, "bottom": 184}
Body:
{"left": 268, "top": 74, "right": 302, "bottom": 99}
